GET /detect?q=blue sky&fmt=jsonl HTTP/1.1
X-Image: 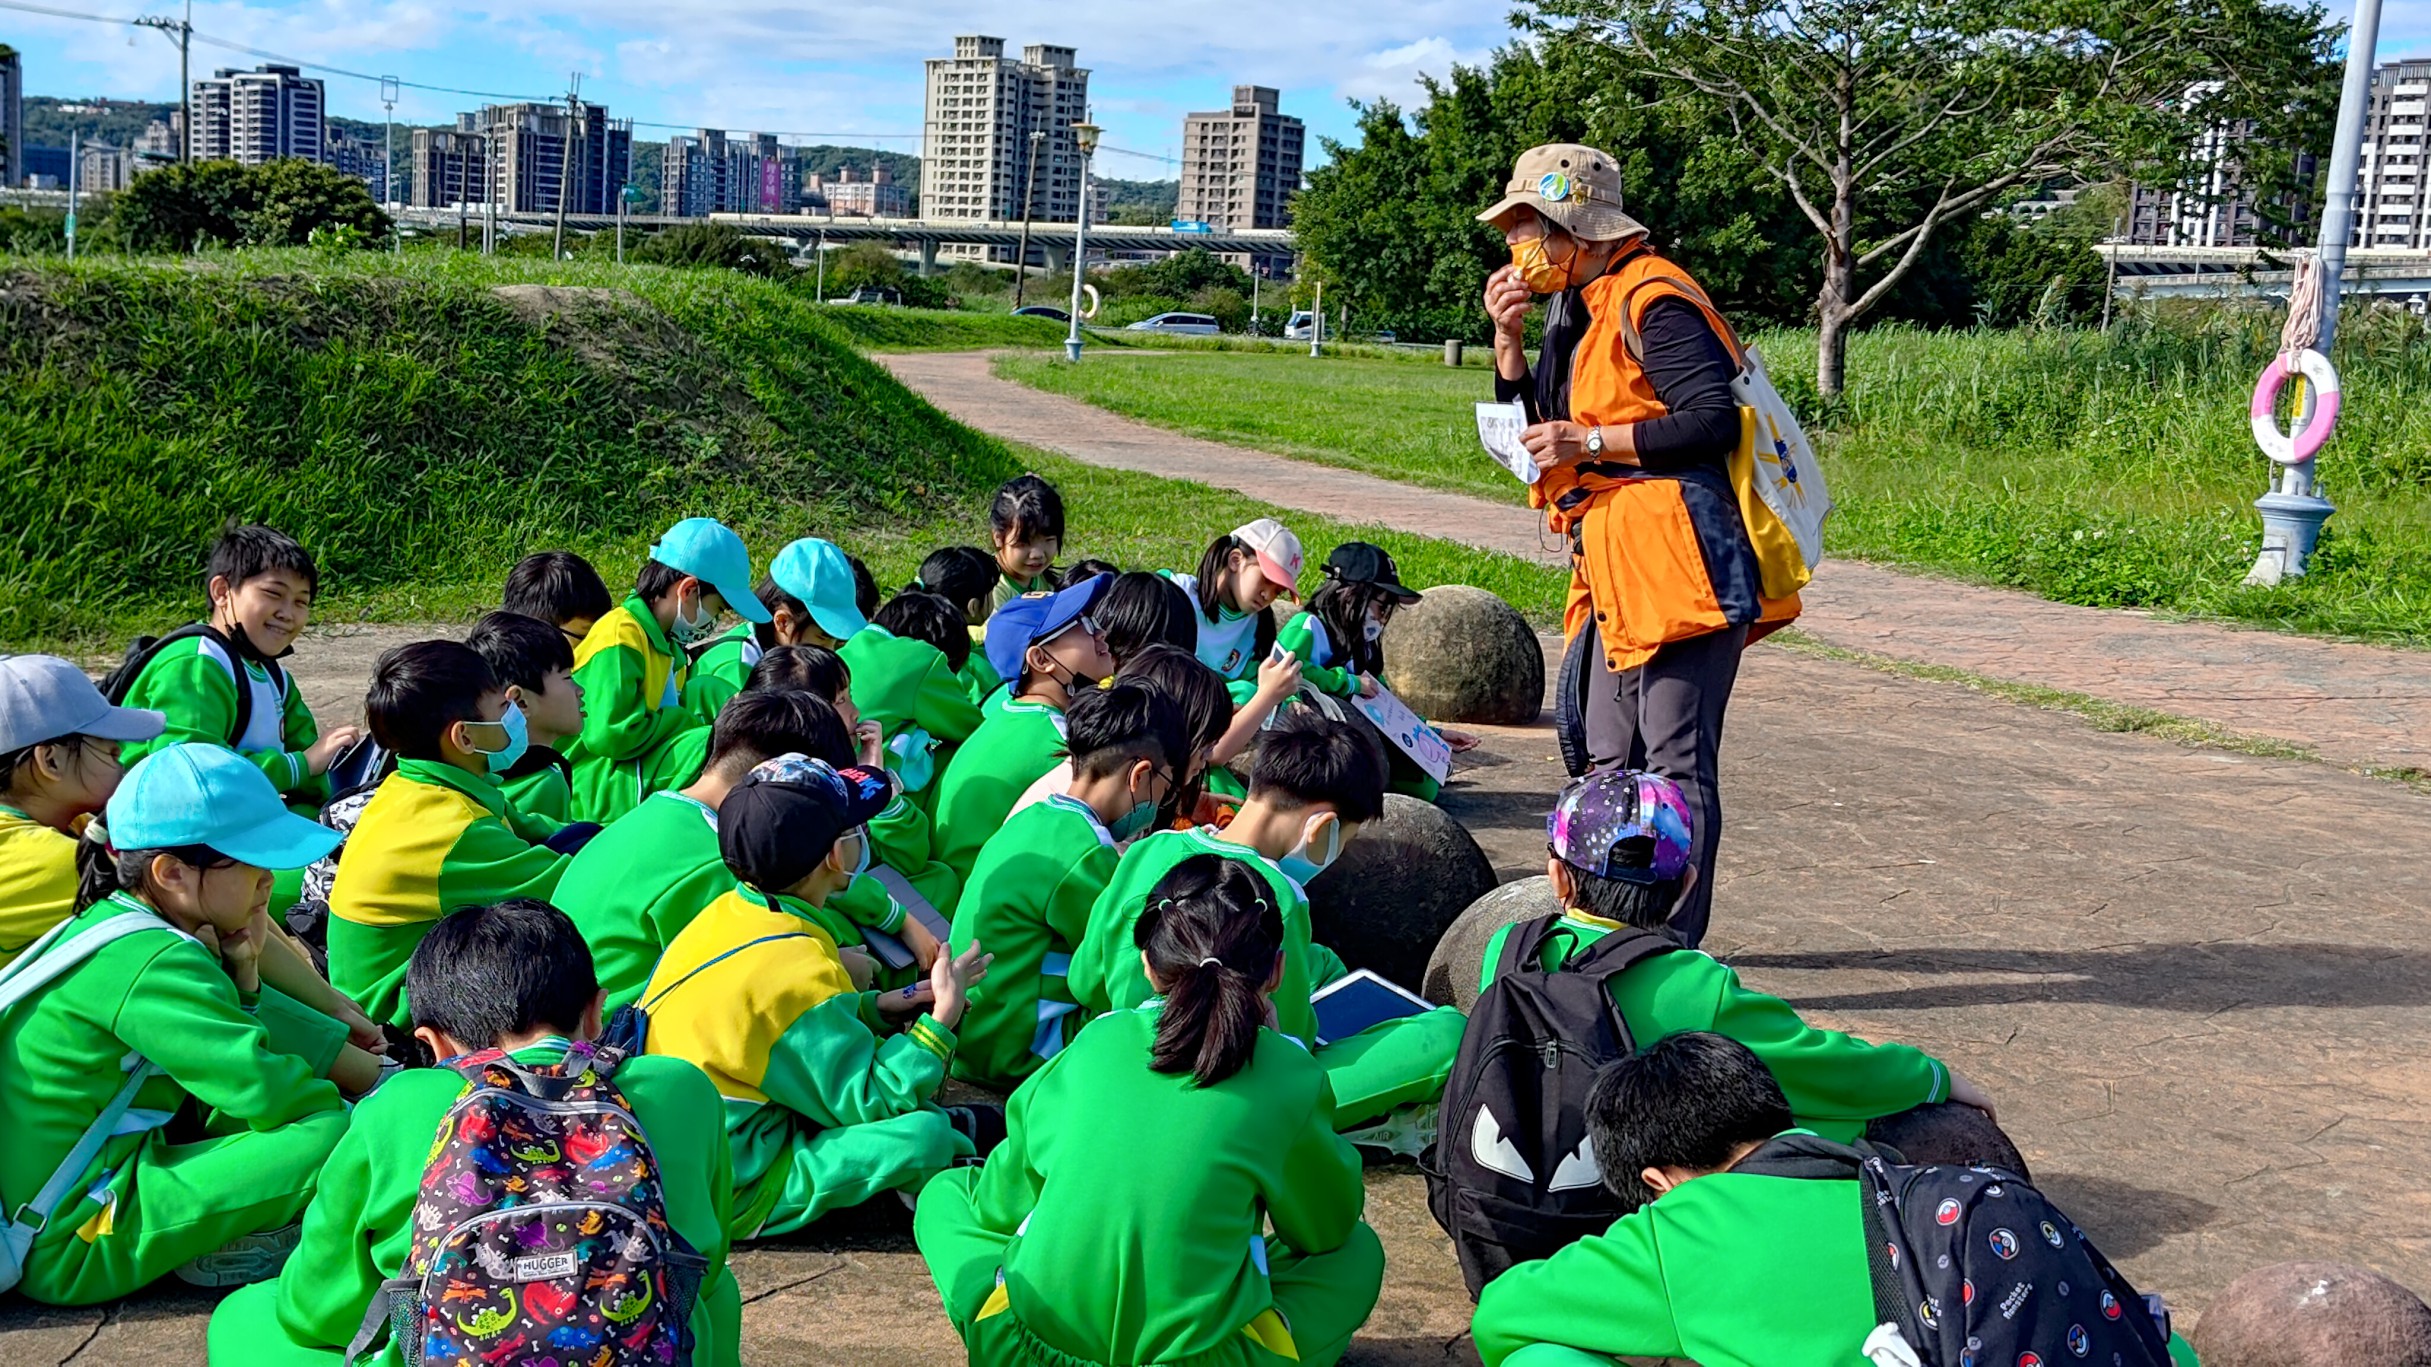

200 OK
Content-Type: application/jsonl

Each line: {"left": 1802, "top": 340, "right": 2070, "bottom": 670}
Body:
{"left": 0, "top": 0, "right": 1527, "bottom": 174}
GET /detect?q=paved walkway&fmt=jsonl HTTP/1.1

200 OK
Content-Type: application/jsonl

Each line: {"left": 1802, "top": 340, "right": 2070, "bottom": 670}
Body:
{"left": 882, "top": 350, "right": 2431, "bottom": 776}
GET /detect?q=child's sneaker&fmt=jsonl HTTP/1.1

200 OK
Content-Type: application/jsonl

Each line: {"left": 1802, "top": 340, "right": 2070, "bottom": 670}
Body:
{"left": 1341, "top": 1101, "right": 1438, "bottom": 1159}
{"left": 173, "top": 1221, "right": 302, "bottom": 1286}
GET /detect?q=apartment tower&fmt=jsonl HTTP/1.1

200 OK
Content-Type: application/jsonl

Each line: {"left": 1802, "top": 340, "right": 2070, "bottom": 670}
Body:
{"left": 922, "top": 35, "right": 1089, "bottom": 259}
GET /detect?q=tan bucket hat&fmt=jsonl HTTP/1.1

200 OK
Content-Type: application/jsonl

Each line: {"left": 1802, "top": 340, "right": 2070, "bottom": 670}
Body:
{"left": 1476, "top": 143, "right": 1647, "bottom": 242}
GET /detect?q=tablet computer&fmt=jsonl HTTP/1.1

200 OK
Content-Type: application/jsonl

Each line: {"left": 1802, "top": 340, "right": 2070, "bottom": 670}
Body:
{"left": 1311, "top": 969, "right": 1435, "bottom": 1046}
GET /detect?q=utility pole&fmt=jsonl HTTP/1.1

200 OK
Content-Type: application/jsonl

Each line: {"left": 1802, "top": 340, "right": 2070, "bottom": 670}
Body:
{"left": 2099, "top": 212, "right": 2122, "bottom": 331}
{"left": 815, "top": 226, "right": 827, "bottom": 301}
{"left": 1014, "top": 129, "right": 1044, "bottom": 306}
{"left": 381, "top": 76, "right": 398, "bottom": 253}
{"left": 133, "top": 4, "right": 193, "bottom": 162}
{"left": 552, "top": 74, "right": 581, "bottom": 261}
{"left": 64, "top": 130, "right": 78, "bottom": 260}
{"left": 482, "top": 113, "right": 496, "bottom": 255}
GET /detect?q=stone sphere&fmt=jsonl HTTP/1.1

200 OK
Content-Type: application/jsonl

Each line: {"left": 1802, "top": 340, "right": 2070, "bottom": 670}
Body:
{"left": 2193, "top": 1262, "right": 2431, "bottom": 1367}
{"left": 1307, "top": 795, "right": 1498, "bottom": 991}
{"left": 1421, "top": 876, "right": 1562, "bottom": 1009}
{"left": 1864, "top": 1102, "right": 2030, "bottom": 1180}
{"left": 1382, "top": 585, "right": 1544, "bottom": 725}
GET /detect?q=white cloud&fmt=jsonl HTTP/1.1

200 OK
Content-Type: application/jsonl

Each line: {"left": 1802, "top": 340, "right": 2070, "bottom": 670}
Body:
{"left": 1337, "top": 34, "right": 1491, "bottom": 104}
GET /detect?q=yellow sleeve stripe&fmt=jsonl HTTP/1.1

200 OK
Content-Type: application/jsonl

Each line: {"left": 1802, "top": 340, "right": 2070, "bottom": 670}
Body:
{"left": 905, "top": 1015, "right": 955, "bottom": 1062}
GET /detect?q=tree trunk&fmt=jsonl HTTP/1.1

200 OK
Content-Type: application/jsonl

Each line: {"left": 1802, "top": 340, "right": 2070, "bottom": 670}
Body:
{"left": 1815, "top": 64, "right": 1859, "bottom": 399}
{"left": 1816, "top": 302, "right": 1849, "bottom": 400}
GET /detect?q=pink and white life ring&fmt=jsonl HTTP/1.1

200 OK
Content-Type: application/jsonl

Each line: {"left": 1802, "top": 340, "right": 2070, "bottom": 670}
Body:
{"left": 2250, "top": 349, "right": 2341, "bottom": 465}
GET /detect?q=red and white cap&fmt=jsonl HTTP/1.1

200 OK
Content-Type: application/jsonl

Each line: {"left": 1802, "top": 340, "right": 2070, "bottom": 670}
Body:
{"left": 1231, "top": 518, "right": 1304, "bottom": 596}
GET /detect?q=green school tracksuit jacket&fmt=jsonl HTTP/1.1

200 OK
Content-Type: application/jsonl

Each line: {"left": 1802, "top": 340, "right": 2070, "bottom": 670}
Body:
{"left": 947, "top": 794, "right": 1118, "bottom": 1092}
{"left": 932, "top": 693, "right": 1069, "bottom": 883}
{"left": 493, "top": 747, "right": 574, "bottom": 836}
{"left": 122, "top": 631, "right": 329, "bottom": 812}
{"left": 327, "top": 759, "right": 572, "bottom": 1027}
{"left": 1275, "top": 611, "right": 1363, "bottom": 698}
{"left": 988, "top": 571, "right": 1052, "bottom": 618}
{"left": 841, "top": 624, "right": 986, "bottom": 746}
{"left": 203, "top": 1039, "right": 743, "bottom": 1367}
{"left": 639, "top": 886, "right": 973, "bottom": 1238}
{"left": 0, "top": 894, "right": 349, "bottom": 1305}
{"left": 683, "top": 622, "right": 761, "bottom": 723}
{"left": 1480, "top": 912, "right": 1948, "bottom": 1142}
{"left": 1067, "top": 828, "right": 1465, "bottom": 1130}
{"left": 552, "top": 788, "right": 733, "bottom": 1012}
{"left": 915, "top": 1003, "right": 1384, "bottom": 1367}
{"left": 567, "top": 597, "right": 710, "bottom": 823}
{"left": 957, "top": 650, "right": 1003, "bottom": 708}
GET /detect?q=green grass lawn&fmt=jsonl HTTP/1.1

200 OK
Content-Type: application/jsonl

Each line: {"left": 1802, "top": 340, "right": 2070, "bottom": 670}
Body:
{"left": 997, "top": 320, "right": 2431, "bottom": 647}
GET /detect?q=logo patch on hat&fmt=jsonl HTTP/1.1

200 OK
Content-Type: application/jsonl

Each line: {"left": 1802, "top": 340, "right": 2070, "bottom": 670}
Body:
{"left": 1537, "top": 171, "right": 1572, "bottom": 203}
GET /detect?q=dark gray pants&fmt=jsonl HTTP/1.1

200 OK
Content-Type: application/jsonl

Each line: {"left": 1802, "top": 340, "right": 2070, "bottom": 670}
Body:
{"left": 1579, "top": 623, "right": 1747, "bottom": 947}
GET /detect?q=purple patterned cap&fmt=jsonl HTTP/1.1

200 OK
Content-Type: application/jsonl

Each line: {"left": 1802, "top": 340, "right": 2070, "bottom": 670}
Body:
{"left": 1545, "top": 769, "right": 1693, "bottom": 884}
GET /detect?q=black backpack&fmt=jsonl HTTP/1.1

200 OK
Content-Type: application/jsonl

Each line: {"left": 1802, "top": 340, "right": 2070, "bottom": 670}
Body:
{"left": 98, "top": 623, "right": 289, "bottom": 745}
{"left": 1422, "top": 914, "right": 1676, "bottom": 1298}
{"left": 1736, "top": 1133, "right": 2176, "bottom": 1367}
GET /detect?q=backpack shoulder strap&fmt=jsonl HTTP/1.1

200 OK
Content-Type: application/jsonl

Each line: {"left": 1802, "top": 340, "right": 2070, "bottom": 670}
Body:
{"left": 1614, "top": 267, "right": 1746, "bottom": 369}
{"left": 0, "top": 911, "right": 187, "bottom": 1017}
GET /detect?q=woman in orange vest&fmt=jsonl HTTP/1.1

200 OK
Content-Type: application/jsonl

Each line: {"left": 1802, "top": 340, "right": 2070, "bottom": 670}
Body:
{"left": 1478, "top": 143, "right": 1797, "bottom": 946}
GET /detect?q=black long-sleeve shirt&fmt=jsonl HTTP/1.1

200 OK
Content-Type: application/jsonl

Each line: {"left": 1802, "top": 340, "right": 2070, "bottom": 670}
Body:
{"left": 1495, "top": 288, "right": 1741, "bottom": 475}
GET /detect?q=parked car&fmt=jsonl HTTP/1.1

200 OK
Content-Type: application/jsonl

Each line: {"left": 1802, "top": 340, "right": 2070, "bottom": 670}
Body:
{"left": 1011, "top": 305, "right": 1069, "bottom": 321}
{"left": 1284, "top": 310, "right": 1316, "bottom": 340}
{"left": 1126, "top": 311, "right": 1223, "bottom": 336}
{"left": 833, "top": 286, "right": 902, "bottom": 306}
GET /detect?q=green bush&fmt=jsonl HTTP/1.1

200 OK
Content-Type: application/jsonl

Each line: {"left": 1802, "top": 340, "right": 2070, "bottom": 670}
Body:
{"left": 0, "top": 252, "right": 1020, "bottom": 644}
{"left": 629, "top": 222, "right": 796, "bottom": 276}
{"left": 107, "top": 159, "right": 393, "bottom": 253}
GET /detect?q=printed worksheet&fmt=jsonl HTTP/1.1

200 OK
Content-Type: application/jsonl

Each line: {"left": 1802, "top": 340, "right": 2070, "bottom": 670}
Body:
{"left": 1474, "top": 401, "right": 1540, "bottom": 484}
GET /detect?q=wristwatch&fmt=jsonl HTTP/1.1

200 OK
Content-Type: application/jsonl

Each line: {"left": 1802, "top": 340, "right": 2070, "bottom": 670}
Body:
{"left": 1584, "top": 425, "right": 1605, "bottom": 460}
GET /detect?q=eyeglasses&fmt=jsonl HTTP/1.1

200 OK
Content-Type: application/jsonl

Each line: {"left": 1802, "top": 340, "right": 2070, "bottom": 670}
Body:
{"left": 1044, "top": 614, "right": 1104, "bottom": 646}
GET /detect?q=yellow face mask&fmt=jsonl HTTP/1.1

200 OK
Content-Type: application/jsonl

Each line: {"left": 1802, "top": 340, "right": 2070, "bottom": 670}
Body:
{"left": 1511, "top": 232, "right": 1576, "bottom": 294}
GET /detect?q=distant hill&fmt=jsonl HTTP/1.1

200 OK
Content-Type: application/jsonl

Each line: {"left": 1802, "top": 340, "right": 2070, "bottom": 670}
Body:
{"left": 1100, "top": 177, "right": 1181, "bottom": 225}
{"left": 21, "top": 97, "right": 173, "bottom": 150}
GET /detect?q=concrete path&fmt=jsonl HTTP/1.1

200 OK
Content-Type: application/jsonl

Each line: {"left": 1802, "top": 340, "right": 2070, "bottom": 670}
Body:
{"left": 882, "top": 349, "right": 2431, "bottom": 776}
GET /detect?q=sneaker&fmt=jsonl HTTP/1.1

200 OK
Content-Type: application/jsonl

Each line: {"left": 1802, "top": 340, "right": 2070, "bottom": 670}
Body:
{"left": 173, "top": 1221, "right": 302, "bottom": 1287}
{"left": 1340, "top": 1101, "right": 1439, "bottom": 1159}
{"left": 944, "top": 1103, "right": 1008, "bottom": 1157}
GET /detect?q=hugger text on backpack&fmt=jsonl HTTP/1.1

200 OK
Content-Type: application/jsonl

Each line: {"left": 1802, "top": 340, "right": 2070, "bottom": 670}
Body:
{"left": 1422, "top": 915, "right": 1676, "bottom": 1299}
{"left": 1735, "top": 1132, "right": 2177, "bottom": 1367}
{"left": 344, "top": 1041, "right": 708, "bottom": 1367}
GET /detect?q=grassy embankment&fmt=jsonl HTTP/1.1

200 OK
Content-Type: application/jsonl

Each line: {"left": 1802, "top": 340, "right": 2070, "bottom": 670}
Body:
{"left": 997, "top": 317, "right": 2431, "bottom": 647}
{"left": 0, "top": 253, "right": 1559, "bottom": 652}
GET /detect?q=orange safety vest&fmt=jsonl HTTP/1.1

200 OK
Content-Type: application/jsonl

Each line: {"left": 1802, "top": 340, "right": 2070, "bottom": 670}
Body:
{"left": 1532, "top": 253, "right": 1800, "bottom": 672}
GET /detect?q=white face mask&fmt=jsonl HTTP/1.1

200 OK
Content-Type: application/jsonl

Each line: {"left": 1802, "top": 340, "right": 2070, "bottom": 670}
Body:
{"left": 1362, "top": 618, "right": 1386, "bottom": 644}
{"left": 669, "top": 589, "right": 717, "bottom": 646}
{"left": 1276, "top": 814, "right": 1342, "bottom": 885}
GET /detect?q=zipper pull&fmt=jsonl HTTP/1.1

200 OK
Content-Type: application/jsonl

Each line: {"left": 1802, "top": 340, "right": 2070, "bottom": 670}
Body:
{"left": 1542, "top": 1040, "right": 1561, "bottom": 1070}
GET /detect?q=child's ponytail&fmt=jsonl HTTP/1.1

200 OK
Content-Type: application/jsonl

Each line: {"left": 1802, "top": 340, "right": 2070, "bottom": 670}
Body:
{"left": 1135, "top": 853, "right": 1284, "bottom": 1087}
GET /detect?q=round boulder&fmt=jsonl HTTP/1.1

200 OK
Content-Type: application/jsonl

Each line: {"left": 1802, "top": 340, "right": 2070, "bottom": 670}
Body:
{"left": 1307, "top": 795, "right": 1497, "bottom": 991}
{"left": 1382, "top": 585, "right": 1544, "bottom": 725}
{"left": 2193, "top": 1262, "right": 2431, "bottom": 1367}
{"left": 1863, "top": 1102, "right": 2030, "bottom": 1180}
{"left": 1421, "top": 876, "right": 1562, "bottom": 1009}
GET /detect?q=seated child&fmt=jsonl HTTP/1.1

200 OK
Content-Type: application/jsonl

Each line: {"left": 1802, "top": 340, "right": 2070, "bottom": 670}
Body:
{"left": 328, "top": 642, "right": 572, "bottom": 1027}
{"left": 205, "top": 898, "right": 744, "bottom": 1367}
{"left": 464, "top": 610, "right": 587, "bottom": 832}
{"left": 636, "top": 754, "right": 994, "bottom": 1239}
{"left": 1097, "top": 570, "right": 1196, "bottom": 668}
{"left": 1481, "top": 769, "right": 1992, "bottom": 1142}
{"left": 499, "top": 548, "right": 613, "bottom": 651}
{"left": 913, "top": 545, "right": 1008, "bottom": 703}
{"left": 917, "top": 855, "right": 1383, "bottom": 1367}
{"left": 1005, "top": 642, "right": 1228, "bottom": 829}
{"left": 949, "top": 682, "right": 1186, "bottom": 1092}
{"left": 1471, "top": 1033, "right": 2194, "bottom": 1367}
{"left": 986, "top": 474, "right": 1065, "bottom": 616}
{"left": 685, "top": 536, "right": 866, "bottom": 721}
{"left": 120, "top": 524, "right": 364, "bottom": 817}
{"left": 1281, "top": 543, "right": 1471, "bottom": 798}
{"left": 0, "top": 655, "right": 165, "bottom": 963}
{"left": 1068, "top": 711, "right": 1465, "bottom": 1134}
{"left": 1165, "top": 518, "right": 1304, "bottom": 698}
{"left": 554, "top": 687, "right": 849, "bottom": 1010}
{"left": 567, "top": 518, "right": 765, "bottom": 822}
{"left": 931, "top": 572, "right": 1114, "bottom": 883}
{"left": 844, "top": 589, "right": 986, "bottom": 765}
{"left": 0, "top": 743, "right": 351, "bottom": 1304}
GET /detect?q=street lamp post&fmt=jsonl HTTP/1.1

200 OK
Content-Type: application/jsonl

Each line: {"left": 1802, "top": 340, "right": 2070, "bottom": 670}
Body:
{"left": 1064, "top": 118, "right": 1101, "bottom": 363}
{"left": 381, "top": 76, "right": 399, "bottom": 254}
{"left": 1014, "top": 129, "right": 1045, "bottom": 307}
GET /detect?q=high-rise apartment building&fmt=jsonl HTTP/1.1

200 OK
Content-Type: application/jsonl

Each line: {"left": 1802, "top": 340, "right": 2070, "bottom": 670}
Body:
{"left": 2124, "top": 82, "right": 2315, "bottom": 249}
{"left": 664, "top": 130, "right": 798, "bottom": 216}
{"left": 1, "top": 45, "right": 23, "bottom": 189}
{"left": 410, "top": 119, "right": 489, "bottom": 209}
{"left": 479, "top": 101, "right": 632, "bottom": 215}
{"left": 2355, "top": 60, "right": 2431, "bottom": 249}
{"left": 189, "top": 65, "right": 324, "bottom": 164}
{"left": 806, "top": 163, "right": 910, "bottom": 218}
{"left": 136, "top": 113, "right": 181, "bottom": 160}
{"left": 78, "top": 144, "right": 137, "bottom": 192}
{"left": 923, "top": 35, "right": 1089, "bottom": 260}
{"left": 1177, "top": 86, "right": 1302, "bottom": 231}
{"left": 326, "top": 127, "right": 387, "bottom": 203}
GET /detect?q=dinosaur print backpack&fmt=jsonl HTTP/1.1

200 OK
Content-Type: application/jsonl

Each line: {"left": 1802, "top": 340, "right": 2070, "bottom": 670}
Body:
{"left": 345, "top": 1041, "right": 708, "bottom": 1367}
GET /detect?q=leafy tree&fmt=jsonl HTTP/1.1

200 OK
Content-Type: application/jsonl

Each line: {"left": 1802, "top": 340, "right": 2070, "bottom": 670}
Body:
{"left": 630, "top": 222, "right": 796, "bottom": 276}
{"left": 815, "top": 240, "right": 954, "bottom": 307}
{"left": 244, "top": 158, "right": 393, "bottom": 248}
{"left": 1531, "top": 0, "right": 2339, "bottom": 394}
{"left": 108, "top": 158, "right": 390, "bottom": 252}
{"left": 1098, "top": 247, "right": 1250, "bottom": 301}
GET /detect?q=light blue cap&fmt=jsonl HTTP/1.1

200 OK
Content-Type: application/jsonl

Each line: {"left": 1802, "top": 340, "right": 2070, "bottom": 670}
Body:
{"left": 649, "top": 518, "right": 772, "bottom": 625}
{"left": 769, "top": 538, "right": 869, "bottom": 641}
{"left": 106, "top": 743, "right": 342, "bottom": 871}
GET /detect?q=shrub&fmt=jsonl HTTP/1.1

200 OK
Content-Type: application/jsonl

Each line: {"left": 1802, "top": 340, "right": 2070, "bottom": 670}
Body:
{"left": 108, "top": 158, "right": 392, "bottom": 253}
{"left": 630, "top": 222, "right": 796, "bottom": 276}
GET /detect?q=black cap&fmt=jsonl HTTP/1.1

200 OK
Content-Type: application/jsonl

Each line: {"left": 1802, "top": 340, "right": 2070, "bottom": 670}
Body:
{"left": 1321, "top": 542, "right": 1421, "bottom": 604}
{"left": 718, "top": 754, "right": 895, "bottom": 893}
